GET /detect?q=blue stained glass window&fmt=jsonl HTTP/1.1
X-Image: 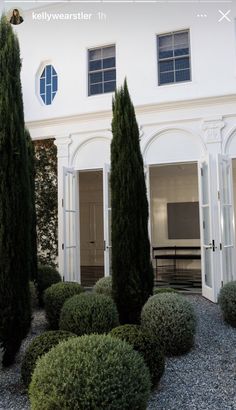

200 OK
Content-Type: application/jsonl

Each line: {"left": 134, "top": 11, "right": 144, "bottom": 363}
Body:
{"left": 52, "top": 76, "right": 58, "bottom": 91}
{"left": 40, "top": 78, "right": 45, "bottom": 94}
{"left": 40, "top": 64, "right": 58, "bottom": 105}
{"left": 46, "top": 85, "right": 52, "bottom": 105}
{"left": 88, "top": 45, "right": 116, "bottom": 96}
{"left": 157, "top": 30, "right": 191, "bottom": 86}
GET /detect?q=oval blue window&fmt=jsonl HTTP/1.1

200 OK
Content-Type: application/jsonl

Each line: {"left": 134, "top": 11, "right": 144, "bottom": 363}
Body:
{"left": 40, "top": 64, "right": 58, "bottom": 105}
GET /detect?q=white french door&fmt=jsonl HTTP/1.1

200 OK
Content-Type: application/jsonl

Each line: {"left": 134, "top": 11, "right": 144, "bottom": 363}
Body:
{"left": 217, "top": 155, "right": 235, "bottom": 284}
{"left": 63, "top": 167, "right": 80, "bottom": 282}
{"left": 145, "top": 165, "right": 152, "bottom": 243}
{"left": 198, "top": 156, "right": 216, "bottom": 301}
{"left": 103, "top": 164, "right": 111, "bottom": 276}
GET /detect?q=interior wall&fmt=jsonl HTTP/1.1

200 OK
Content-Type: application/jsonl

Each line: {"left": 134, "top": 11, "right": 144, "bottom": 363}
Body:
{"left": 150, "top": 163, "right": 200, "bottom": 269}
{"left": 232, "top": 160, "right": 236, "bottom": 234}
{"left": 79, "top": 171, "right": 104, "bottom": 267}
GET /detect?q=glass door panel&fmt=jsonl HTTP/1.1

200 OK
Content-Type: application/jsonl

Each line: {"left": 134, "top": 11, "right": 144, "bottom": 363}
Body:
{"left": 63, "top": 168, "right": 80, "bottom": 282}
{"left": 198, "top": 156, "right": 215, "bottom": 301}
{"left": 103, "top": 164, "right": 111, "bottom": 276}
{"left": 218, "top": 155, "right": 235, "bottom": 284}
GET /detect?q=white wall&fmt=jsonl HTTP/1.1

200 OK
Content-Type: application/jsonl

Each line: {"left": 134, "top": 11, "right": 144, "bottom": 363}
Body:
{"left": 11, "top": 2, "right": 236, "bottom": 122}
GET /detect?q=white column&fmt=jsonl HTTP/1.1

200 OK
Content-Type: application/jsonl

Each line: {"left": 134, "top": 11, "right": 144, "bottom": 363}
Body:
{"left": 54, "top": 135, "right": 71, "bottom": 280}
{"left": 202, "top": 118, "right": 225, "bottom": 300}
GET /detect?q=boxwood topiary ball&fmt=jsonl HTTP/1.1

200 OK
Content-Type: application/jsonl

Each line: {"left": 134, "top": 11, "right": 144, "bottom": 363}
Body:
{"left": 29, "top": 334, "right": 151, "bottom": 410}
{"left": 21, "top": 330, "right": 76, "bottom": 388}
{"left": 218, "top": 281, "right": 236, "bottom": 327}
{"left": 141, "top": 293, "right": 196, "bottom": 356}
{"left": 59, "top": 293, "right": 119, "bottom": 336}
{"left": 37, "top": 265, "right": 61, "bottom": 306}
{"left": 44, "top": 282, "right": 84, "bottom": 329}
{"left": 110, "top": 324, "right": 165, "bottom": 387}
{"left": 93, "top": 276, "right": 112, "bottom": 298}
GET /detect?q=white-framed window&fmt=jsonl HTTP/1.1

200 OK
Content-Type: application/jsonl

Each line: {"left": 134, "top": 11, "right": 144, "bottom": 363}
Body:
{"left": 39, "top": 64, "right": 58, "bottom": 105}
{"left": 88, "top": 45, "right": 116, "bottom": 96}
{"left": 157, "top": 30, "right": 191, "bottom": 86}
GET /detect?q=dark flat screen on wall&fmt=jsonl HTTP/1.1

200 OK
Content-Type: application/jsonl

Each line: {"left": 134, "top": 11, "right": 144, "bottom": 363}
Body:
{"left": 167, "top": 202, "right": 200, "bottom": 239}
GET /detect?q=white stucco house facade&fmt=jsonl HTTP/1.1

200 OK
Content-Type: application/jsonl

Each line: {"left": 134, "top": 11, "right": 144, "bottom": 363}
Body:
{"left": 8, "top": 1, "right": 236, "bottom": 302}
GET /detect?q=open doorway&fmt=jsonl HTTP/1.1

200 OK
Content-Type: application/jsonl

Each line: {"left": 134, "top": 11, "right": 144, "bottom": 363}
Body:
{"left": 79, "top": 170, "right": 104, "bottom": 287}
{"left": 149, "top": 162, "right": 201, "bottom": 291}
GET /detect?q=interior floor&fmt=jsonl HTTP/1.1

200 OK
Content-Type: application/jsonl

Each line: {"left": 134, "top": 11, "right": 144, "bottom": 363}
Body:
{"left": 81, "top": 266, "right": 104, "bottom": 287}
{"left": 155, "top": 267, "right": 201, "bottom": 290}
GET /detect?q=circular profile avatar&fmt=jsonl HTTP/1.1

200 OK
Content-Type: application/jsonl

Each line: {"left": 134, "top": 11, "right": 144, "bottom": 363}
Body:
{"left": 10, "top": 9, "right": 24, "bottom": 25}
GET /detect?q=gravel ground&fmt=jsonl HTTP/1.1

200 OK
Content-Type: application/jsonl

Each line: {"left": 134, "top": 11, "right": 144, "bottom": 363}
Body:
{"left": 0, "top": 295, "right": 236, "bottom": 410}
{"left": 148, "top": 295, "right": 236, "bottom": 410}
{"left": 0, "top": 310, "right": 47, "bottom": 410}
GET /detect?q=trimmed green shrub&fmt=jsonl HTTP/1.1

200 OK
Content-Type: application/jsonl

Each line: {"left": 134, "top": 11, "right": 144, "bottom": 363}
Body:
{"left": 29, "top": 282, "right": 38, "bottom": 310}
{"left": 94, "top": 276, "right": 112, "bottom": 297}
{"left": 37, "top": 265, "right": 61, "bottom": 306}
{"left": 141, "top": 294, "right": 196, "bottom": 356}
{"left": 21, "top": 330, "right": 76, "bottom": 388}
{"left": 110, "top": 324, "right": 165, "bottom": 387}
{"left": 29, "top": 334, "right": 151, "bottom": 410}
{"left": 59, "top": 293, "right": 119, "bottom": 336}
{"left": 44, "top": 282, "right": 84, "bottom": 329}
{"left": 218, "top": 281, "right": 236, "bottom": 327}
{"left": 153, "top": 287, "right": 178, "bottom": 295}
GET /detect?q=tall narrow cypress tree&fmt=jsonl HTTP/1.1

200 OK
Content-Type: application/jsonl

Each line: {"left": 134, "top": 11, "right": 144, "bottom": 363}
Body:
{"left": 25, "top": 129, "right": 38, "bottom": 281}
{"left": 0, "top": 16, "right": 32, "bottom": 366}
{"left": 111, "top": 80, "right": 154, "bottom": 324}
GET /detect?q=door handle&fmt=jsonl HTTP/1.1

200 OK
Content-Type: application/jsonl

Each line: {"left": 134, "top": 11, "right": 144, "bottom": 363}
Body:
{"left": 205, "top": 243, "right": 213, "bottom": 249}
{"left": 206, "top": 240, "right": 217, "bottom": 251}
{"left": 212, "top": 240, "right": 217, "bottom": 252}
{"left": 89, "top": 241, "right": 95, "bottom": 244}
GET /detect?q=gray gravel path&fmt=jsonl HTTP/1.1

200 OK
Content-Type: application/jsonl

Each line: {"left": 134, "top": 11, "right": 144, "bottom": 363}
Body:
{"left": 1, "top": 296, "right": 236, "bottom": 409}
{"left": 0, "top": 310, "right": 46, "bottom": 410}
{"left": 148, "top": 295, "right": 236, "bottom": 410}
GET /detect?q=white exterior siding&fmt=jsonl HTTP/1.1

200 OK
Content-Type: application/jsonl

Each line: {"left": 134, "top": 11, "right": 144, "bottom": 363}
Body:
{"left": 14, "top": 2, "right": 236, "bottom": 122}
{"left": 8, "top": 1, "right": 236, "bottom": 301}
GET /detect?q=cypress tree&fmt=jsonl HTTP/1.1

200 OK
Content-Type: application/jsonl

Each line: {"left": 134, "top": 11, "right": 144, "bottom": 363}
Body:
{"left": 111, "top": 80, "right": 154, "bottom": 324}
{"left": 25, "top": 129, "right": 38, "bottom": 281}
{"left": 0, "top": 16, "right": 32, "bottom": 366}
